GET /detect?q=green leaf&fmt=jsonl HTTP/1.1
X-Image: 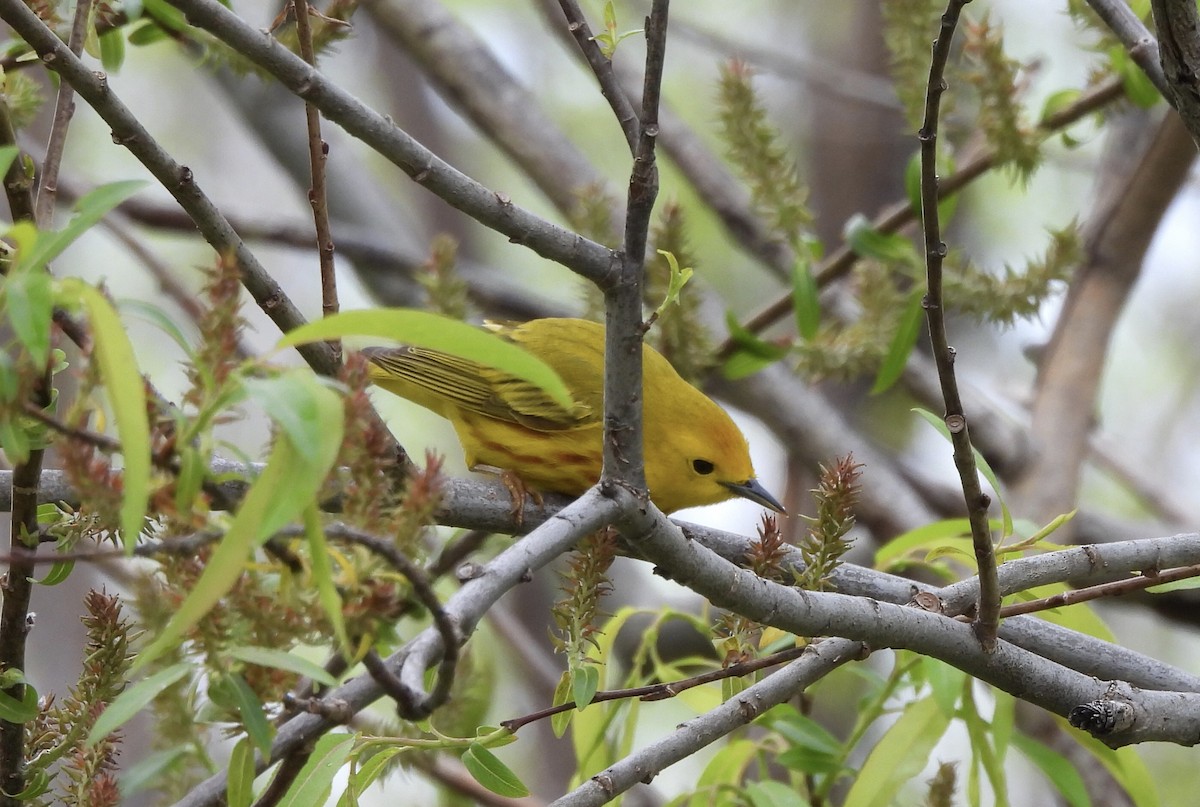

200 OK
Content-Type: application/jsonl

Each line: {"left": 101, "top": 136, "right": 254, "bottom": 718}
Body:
{"left": 870, "top": 289, "right": 924, "bottom": 395}
{"left": 746, "top": 780, "right": 811, "bottom": 807}
{"left": 241, "top": 371, "right": 343, "bottom": 466}
{"left": 766, "top": 710, "right": 842, "bottom": 756}
{"left": 276, "top": 733, "right": 356, "bottom": 807}
{"left": 0, "top": 145, "right": 20, "bottom": 182}
{"left": 696, "top": 738, "right": 759, "bottom": 794}
{"left": 120, "top": 746, "right": 191, "bottom": 797}
{"left": 98, "top": 28, "right": 125, "bottom": 71}
{"left": 550, "top": 671, "right": 572, "bottom": 738}
{"left": 303, "top": 505, "right": 349, "bottom": 653}
{"left": 844, "top": 213, "right": 919, "bottom": 264}
{"left": 1109, "top": 46, "right": 1160, "bottom": 108}
{"left": 571, "top": 663, "right": 601, "bottom": 711}
{"left": 4, "top": 268, "right": 53, "bottom": 364}
{"left": 1068, "top": 732, "right": 1157, "bottom": 807}
{"left": 340, "top": 747, "right": 404, "bottom": 806}
{"left": 1040, "top": 89, "right": 1082, "bottom": 124}
{"left": 19, "top": 181, "right": 145, "bottom": 274}
{"left": 132, "top": 420, "right": 337, "bottom": 671}
{"left": 791, "top": 261, "right": 820, "bottom": 341}
{"left": 142, "top": 0, "right": 189, "bottom": 33}
{"left": 226, "top": 737, "right": 257, "bottom": 807}
{"left": 0, "top": 680, "right": 39, "bottom": 723}
{"left": 120, "top": 298, "right": 194, "bottom": 355}
{"left": 174, "top": 445, "right": 206, "bottom": 515}
{"left": 276, "top": 308, "right": 573, "bottom": 412}
{"left": 905, "top": 150, "right": 959, "bottom": 224}
{"left": 653, "top": 249, "right": 694, "bottom": 320}
{"left": 462, "top": 742, "right": 530, "bottom": 798}
{"left": 921, "top": 657, "right": 966, "bottom": 717}
{"left": 874, "top": 518, "right": 975, "bottom": 569}
{"left": 88, "top": 663, "right": 191, "bottom": 746}
{"left": 229, "top": 646, "right": 338, "bottom": 688}
{"left": 65, "top": 281, "right": 150, "bottom": 552}
{"left": 221, "top": 673, "right": 274, "bottom": 756}
{"left": 128, "top": 21, "right": 170, "bottom": 45}
{"left": 776, "top": 745, "right": 842, "bottom": 776}
{"left": 722, "top": 311, "right": 789, "bottom": 380}
{"left": 1012, "top": 734, "right": 1090, "bottom": 807}
{"left": 34, "top": 558, "right": 74, "bottom": 586}
{"left": 842, "top": 696, "right": 952, "bottom": 807}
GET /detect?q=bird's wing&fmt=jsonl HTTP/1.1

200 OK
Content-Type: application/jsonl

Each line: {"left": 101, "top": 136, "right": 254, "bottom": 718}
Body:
{"left": 364, "top": 346, "right": 593, "bottom": 431}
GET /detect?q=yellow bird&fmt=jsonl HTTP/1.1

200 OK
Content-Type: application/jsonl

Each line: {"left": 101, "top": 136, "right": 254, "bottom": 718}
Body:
{"left": 363, "top": 318, "right": 783, "bottom": 515}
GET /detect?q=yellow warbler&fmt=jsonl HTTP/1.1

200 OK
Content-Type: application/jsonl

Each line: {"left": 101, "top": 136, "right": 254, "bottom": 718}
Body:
{"left": 363, "top": 318, "right": 783, "bottom": 515}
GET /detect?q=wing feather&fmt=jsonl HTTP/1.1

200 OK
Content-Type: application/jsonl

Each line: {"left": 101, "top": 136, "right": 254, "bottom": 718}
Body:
{"left": 363, "top": 345, "right": 592, "bottom": 431}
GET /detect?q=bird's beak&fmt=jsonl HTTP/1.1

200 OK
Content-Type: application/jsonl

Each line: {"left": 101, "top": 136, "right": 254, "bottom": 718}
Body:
{"left": 722, "top": 478, "right": 786, "bottom": 514}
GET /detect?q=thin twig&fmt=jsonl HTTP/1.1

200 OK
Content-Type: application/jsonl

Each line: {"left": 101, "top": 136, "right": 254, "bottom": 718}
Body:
{"left": 917, "top": 0, "right": 1000, "bottom": 648}
{"left": 34, "top": 0, "right": 90, "bottom": 226}
{"left": 991, "top": 564, "right": 1200, "bottom": 620}
{"left": 0, "top": 0, "right": 339, "bottom": 376}
{"left": 601, "top": 0, "right": 669, "bottom": 498}
{"left": 555, "top": 0, "right": 640, "bottom": 153}
{"left": 323, "top": 523, "right": 460, "bottom": 719}
{"left": 291, "top": 0, "right": 340, "bottom": 349}
{"left": 501, "top": 644, "right": 807, "bottom": 732}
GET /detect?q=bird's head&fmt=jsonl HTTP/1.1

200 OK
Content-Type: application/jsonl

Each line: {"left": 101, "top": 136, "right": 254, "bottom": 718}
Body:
{"left": 646, "top": 394, "right": 784, "bottom": 515}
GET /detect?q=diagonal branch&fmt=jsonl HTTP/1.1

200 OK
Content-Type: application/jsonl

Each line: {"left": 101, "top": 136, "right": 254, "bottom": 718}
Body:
{"left": 918, "top": 0, "right": 1000, "bottom": 647}
{"left": 0, "top": 0, "right": 338, "bottom": 376}
{"left": 164, "top": 0, "right": 617, "bottom": 286}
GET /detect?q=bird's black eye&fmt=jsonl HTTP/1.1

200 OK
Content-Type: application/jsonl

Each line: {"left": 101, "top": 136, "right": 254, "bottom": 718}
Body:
{"left": 692, "top": 459, "right": 715, "bottom": 475}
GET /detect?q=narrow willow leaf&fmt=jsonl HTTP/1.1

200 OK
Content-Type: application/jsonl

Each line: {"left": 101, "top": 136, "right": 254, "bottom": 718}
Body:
{"left": 842, "top": 696, "right": 951, "bottom": 807}
{"left": 224, "top": 673, "right": 274, "bottom": 756}
{"left": 276, "top": 734, "right": 356, "bottom": 807}
{"left": 131, "top": 437, "right": 294, "bottom": 671}
{"left": 874, "top": 518, "right": 972, "bottom": 568}
{"left": 722, "top": 311, "right": 789, "bottom": 380}
{"left": 746, "top": 780, "right": 809, "bottom": 807}
{"left": 0, "top": 145, "right": 19, "bottom": 183}
{"left": 241, "top": 372, "right": 341, "bottom": 466}
{"left": 67, "top": 281, "right": 150, "bottom": 552}
{"left": 120, "top": 299, "right": 194, "bottom": 355}
{"left": 226, "top": 737, "right": 257, "bottom": 807}
{"left": 228, "top": 645, "right": 338, "bottom": 688}
{"left": 1013, "top": 734, "right": 1090, "bottom": 807}
{"left": 276, "top": 308, "right": 573, "bottom": 410}
{"left": 21, "top": 181, "right": 145, "bottom": 274}
{"left": 4, "top": 268, "right": 53, "bottom": 364}
{"left": 844, "top": 213, "right": 919, "bottom": 264}
{"left": 34, "top": 559, "right": 74, "bottom": 586}
{"left": 791, "top": 262, "right": 820, "bottom": 341}
{"left": 0, "top": 681, "right": 39, "bottom": 723}
{"left": 870, "top": 289, "right": 924, "bottom": 394}
{"left": 462, "top": 743, "right": 530, "bottom": 798}
{"left": 88, "top": 663, "right": 191, "bottom": 746}
{"left": 119, "top": 746, "right": 191, "bottom": 797}
{"left": 340, "top": 747, "right": 404, "bottom": 805}
{"left": 98, "top": 28, "right": 125, "bottom": 70}
{"left": 303, "top": 505, "right": 349, "bottom": 653}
